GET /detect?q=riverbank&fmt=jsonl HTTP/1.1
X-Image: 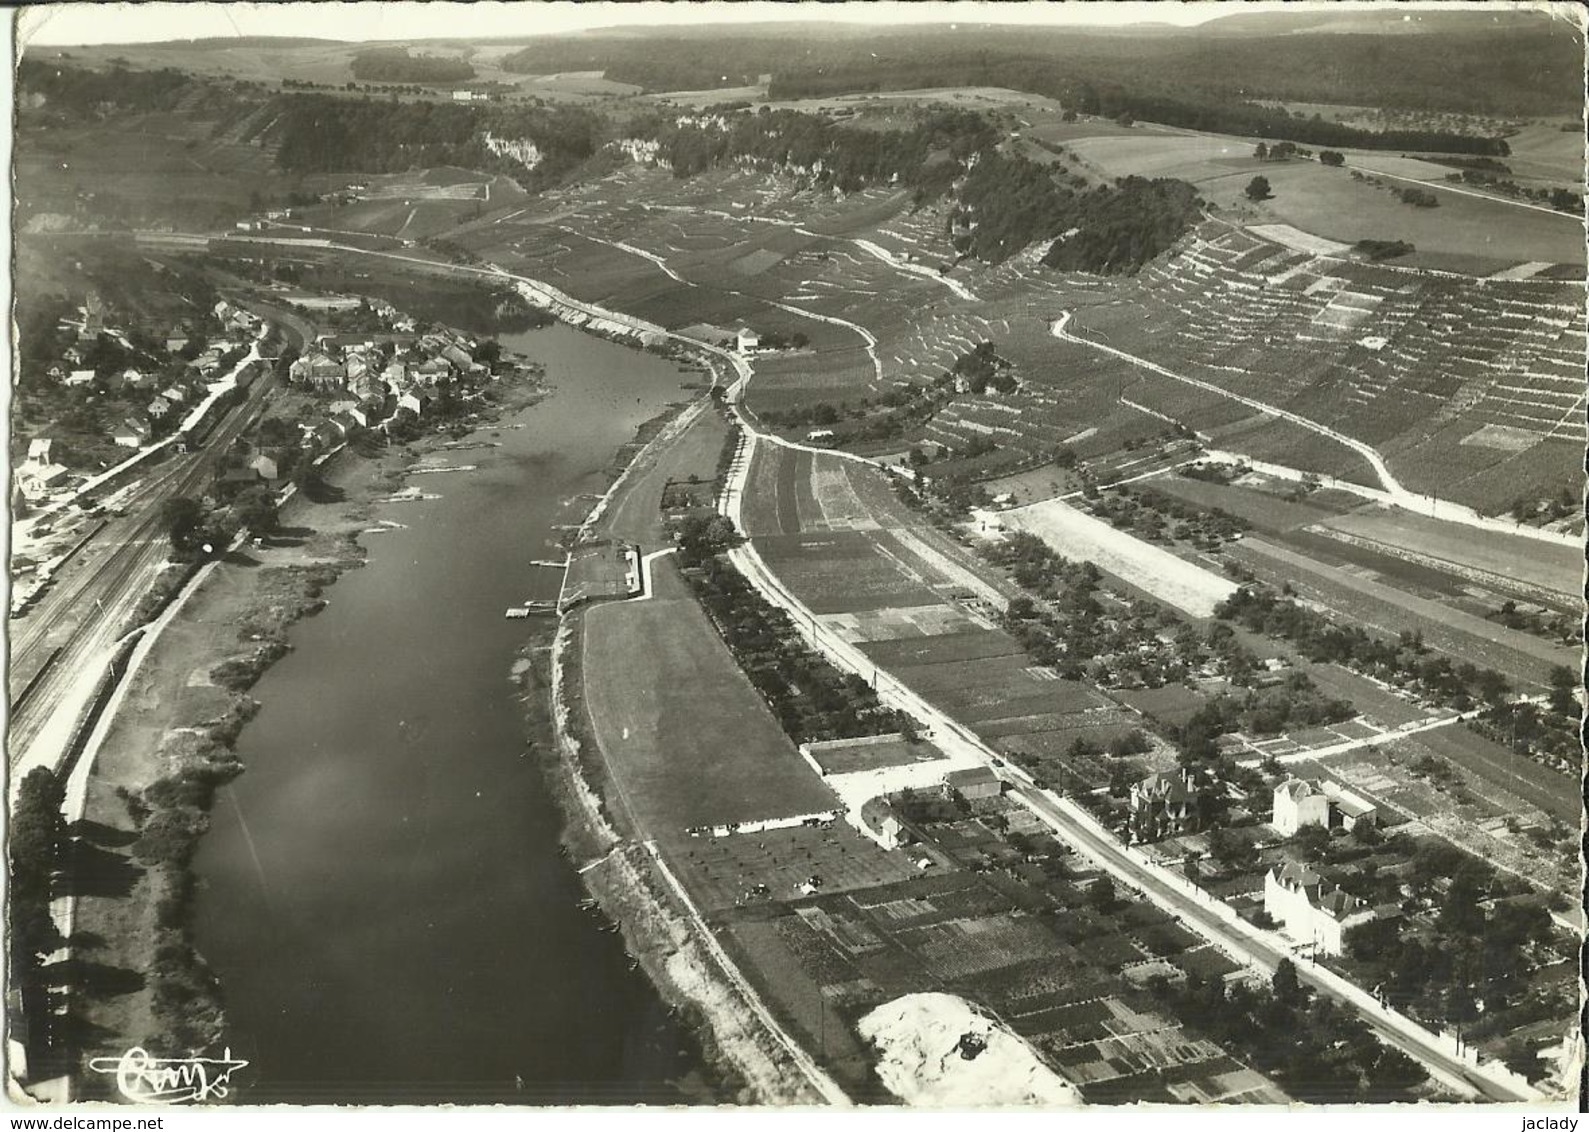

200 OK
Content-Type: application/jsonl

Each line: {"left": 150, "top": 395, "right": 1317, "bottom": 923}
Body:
{"left": 526, "top": 391, "right": 837, "bottom": 1106}
{"left": 61, "top": 374, "right": 549, "bottom": 1096}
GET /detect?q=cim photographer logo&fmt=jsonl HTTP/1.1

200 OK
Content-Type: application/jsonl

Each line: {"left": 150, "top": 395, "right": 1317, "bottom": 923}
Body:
{"left": 87, "top": 1047, "right": 249, "bottom": 1103}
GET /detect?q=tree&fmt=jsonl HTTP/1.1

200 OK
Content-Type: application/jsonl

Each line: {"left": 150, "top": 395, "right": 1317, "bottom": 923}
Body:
{"left": 233, "top": 485, "right": 279, "bottom": 534}
{"left": 1245, "top": 176, "right": 1273, "bottom": 202}
{"left": 161, "top": 496, "right": 205, "bottom": 556}
{"left": 1319, "top": 150, "right": 1345, "bottom": 167}
{"left": 1254, "top": 142, "right": 1269, "bottom": 160}
{"left": 1272, "top": 958, "right": 1304, "bottom": 1008}
{"left": 1546, "top": 664, "right": 1578, "bottom": 717}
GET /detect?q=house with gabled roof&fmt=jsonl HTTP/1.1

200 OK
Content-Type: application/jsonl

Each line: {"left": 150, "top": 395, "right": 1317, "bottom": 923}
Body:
{"left": 1129, "top": 767, "right": 1204, "bottom": 843}
{"left": 112, "top": 418, "right": 151, "bottom": 448}
{"left": 1264, "top": 861, "right": 1378, "bottom": 956}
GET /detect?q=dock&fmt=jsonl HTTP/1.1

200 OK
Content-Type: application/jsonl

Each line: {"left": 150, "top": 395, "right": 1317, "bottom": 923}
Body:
{"left": 505, "top": 607, "right": 531, "bottom": 619}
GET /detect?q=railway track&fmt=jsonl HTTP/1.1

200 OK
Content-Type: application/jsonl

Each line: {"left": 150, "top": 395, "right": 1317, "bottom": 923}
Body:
{"left": 8, "top": 364, "right": 280, "bottom": 774}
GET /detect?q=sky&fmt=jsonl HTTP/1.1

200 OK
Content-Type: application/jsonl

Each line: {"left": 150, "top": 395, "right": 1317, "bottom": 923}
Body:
{"left": 17, "top": 0, "right": 1537, "bottom": 48}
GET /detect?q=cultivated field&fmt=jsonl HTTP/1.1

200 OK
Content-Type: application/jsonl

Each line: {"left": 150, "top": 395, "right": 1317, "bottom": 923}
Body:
{"left": 1000, "top": 498, "right": 1238, "bottom": 618}
{"left": 756, "top": 532, "right": 944, "bottom": 615}
{"left": 1312, "top": 507, "right": 1581, "bottom": 605}
{"left": 1140, "top": 475, "right": 1354, "bottom": 535}
{"left": 1231, "top": 537, "right": 1579, "bottom": 688}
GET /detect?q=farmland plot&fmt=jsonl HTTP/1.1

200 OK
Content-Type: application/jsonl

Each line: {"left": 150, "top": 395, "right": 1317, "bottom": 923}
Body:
{"left": 1231, "top": 537, "right": 1579, "bottom": 687}
{"left": 1000, "top": 498, "right": 1238, "bottom": 617}
{"left": 755, "top": 532, "right": 943, "bottom": 614}
{"left": 1312, "top": 507, "right": 1581, "bottom": 604}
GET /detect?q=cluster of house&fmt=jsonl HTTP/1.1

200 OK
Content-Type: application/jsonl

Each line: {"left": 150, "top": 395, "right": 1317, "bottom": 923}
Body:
{"left": 286, "top": 303, "right": 488, "bottom": 431}
{"left": 24, "top": 298, "right": 260, "bottom": 498}
{"left": 1126, "top": 769, "right": 1387, "bottom": 956}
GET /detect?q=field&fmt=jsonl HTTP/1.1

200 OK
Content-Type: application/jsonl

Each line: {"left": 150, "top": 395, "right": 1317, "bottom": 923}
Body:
{"left": 15, "top": 114, "right": 294, "bottom": 231}
{"left": 1139, "top": 474, "right": 1355, "bottom": 534}
{"left": 1063, "top": 132, "right": 1584, "bottom": 268}
{"left": 1298, "top": 663, "right": 1435, "bottom": 730}
{"left": 1388, "top": 726, "right": 1581, "bottom": 826}
{"left": 1000, "top": 498, "right": 1238, "bottom": 618}
{"left": 757, "top": 532, "right": 945, "bottom": 615}
{"left": 663, "top": 822, "right": 924, "bottom": 915}
{"left": 1312, "top": 507, "right": 1580, "bottom": 605}
{"left": 577, "top": 563, "right": 838, "bottom": 832}
{"left": 1231, "top": 537, "right": 1578, "bottom": 688}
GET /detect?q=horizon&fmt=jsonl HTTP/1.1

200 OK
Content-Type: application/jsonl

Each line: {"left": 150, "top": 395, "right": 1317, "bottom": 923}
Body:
{"left": 17, "top": 0, "right": 1556, "bottom": 49}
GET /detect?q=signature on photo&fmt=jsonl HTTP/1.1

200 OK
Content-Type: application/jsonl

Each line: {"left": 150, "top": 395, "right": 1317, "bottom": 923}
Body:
{"left": 86, "top": 1047, "right": 249, "bottom": 1104}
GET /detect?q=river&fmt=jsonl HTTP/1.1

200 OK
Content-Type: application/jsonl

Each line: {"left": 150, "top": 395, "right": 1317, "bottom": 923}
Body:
{"left": 191, "top": 324, "right": 708, "bottom": 1104}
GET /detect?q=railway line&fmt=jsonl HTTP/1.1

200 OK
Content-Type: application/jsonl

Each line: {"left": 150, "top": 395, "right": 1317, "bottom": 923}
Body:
{"left": 7, "top": 355, "right": 280, "bottom": 782}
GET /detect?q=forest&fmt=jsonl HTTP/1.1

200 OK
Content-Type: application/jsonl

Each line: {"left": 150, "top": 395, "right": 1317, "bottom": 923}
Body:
{"left": 348, "top": 47, "right": 476, "bottom": 84}
{"left": 17, "top": 59, "right": 196, "bottom": 114}
{"left": 635, "top": 108, "right": 1201, "bottom": 271}
{"left": 269, "top": 95, "right": 603, "bottom": 187}
{"left": 492, "top": 18, "right": 1578, "bottom": 118}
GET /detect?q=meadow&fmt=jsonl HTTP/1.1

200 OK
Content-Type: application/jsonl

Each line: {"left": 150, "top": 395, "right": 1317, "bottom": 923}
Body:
{"left": 578, "top": 564, "right": 838, "bottom": 832}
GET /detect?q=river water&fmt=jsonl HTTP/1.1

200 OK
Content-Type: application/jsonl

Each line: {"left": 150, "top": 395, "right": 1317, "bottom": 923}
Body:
{"left": 191, "top": 325, "right": 707, "bottom": 1104}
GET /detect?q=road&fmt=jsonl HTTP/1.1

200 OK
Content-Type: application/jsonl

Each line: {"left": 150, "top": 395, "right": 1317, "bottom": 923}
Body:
{"left": 8, "top": 339, "right": 279, "bottom": 788}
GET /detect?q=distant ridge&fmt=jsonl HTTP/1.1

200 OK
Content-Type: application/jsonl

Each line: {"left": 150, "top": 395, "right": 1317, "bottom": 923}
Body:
{"left": 91, "top": 35, "right": 350, "bottom": 49}
{"left": 1191, "top": 8, "right": 1555, "bottom": 36}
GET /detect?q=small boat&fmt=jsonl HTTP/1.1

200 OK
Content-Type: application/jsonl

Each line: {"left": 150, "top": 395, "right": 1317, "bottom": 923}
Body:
{"left": 505, "top": 607, "right": 531, "bottom": 619}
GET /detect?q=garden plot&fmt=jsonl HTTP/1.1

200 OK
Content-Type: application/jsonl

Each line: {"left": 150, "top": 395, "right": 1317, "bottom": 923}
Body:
{"left": 661, "top": 822, "right": 922, "bottom": 915}
{"left": 996, "top": 498, "right": 1238, "bottom": 618}
{"left": 819, "top": 605, "right": 984, "bottom": 644}
{"left": 855, "top": 628, "right": 1026, "bottom": 669}
{"left": 891, "top": 653, "right": 1112, "bottom": 726}
{"left": 755, "top": 531, "right": 944, "bottom": 614}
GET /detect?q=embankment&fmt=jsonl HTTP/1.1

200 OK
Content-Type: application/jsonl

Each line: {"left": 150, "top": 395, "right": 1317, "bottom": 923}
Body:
{"left": 61, "top": 376, "right": 548, "bottom": 1095}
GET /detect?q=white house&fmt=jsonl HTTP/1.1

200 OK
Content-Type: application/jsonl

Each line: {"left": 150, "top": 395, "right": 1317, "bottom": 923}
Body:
{"left": 66, "top": 369, "right": 96, "bottom": 387}
{"left": 1272, "top": 779, "right": 1331, "bottom": 836}
{"left": 736, "top": 327, "right": 761, "bottom": 355}
{"left": 1272, "top": 777, "right": 1378, "bottom": 835}
{"left": 860, "top": 797, "right": 906, "bottom": 850}
{"left": 1263, "top": 862, "right": 1376, "bottom": 957}
{"left": 112, "top": 418, "right": 151, "bottom": 448}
